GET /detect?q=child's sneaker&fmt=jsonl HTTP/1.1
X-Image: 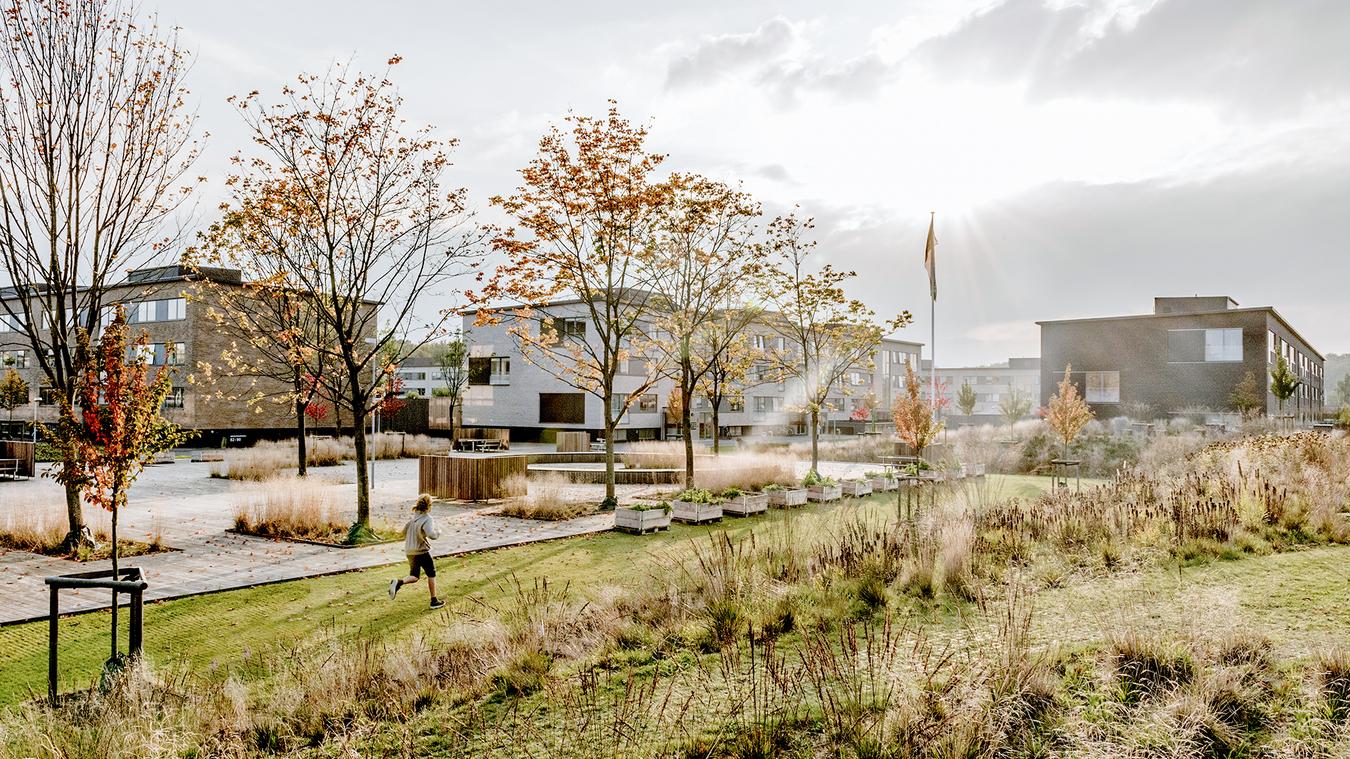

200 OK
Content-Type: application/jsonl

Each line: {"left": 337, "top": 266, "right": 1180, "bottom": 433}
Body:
{"left": 388, "top": 579, "right": 401, "bottom": 600}
{"left": 429, "top": 597, "right": 445, "bottom": 610}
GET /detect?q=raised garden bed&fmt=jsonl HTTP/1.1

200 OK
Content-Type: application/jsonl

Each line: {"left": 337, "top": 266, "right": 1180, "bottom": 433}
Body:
{"left": 721, "top": 492, "right": 768, "bottom": 517}
{"left": 614, "top": 505, "right": 672, "bottom": 534}
{"left": 807, "top": 484, "right": 842, "bottom": 502}
{"left": 766, "top": 487, "right": 808, "bottom": 508}
{"left": 671, "top": 500, "right": 723, "bottom": 524}
{"left": 839, "top": 481, "right": 872, "bottom": 498}
{"left": 869, "top": 475, "right": 898, "bottom": 492}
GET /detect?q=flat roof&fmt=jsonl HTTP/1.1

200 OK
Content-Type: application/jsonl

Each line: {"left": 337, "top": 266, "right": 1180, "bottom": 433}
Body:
{"left": 1036, "top": 306, "right": 1324, "bottom": 361}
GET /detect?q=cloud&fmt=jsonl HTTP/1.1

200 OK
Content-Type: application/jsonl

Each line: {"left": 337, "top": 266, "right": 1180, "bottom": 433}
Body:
{"left": 757, "top": 52, "right": 892, "bottom": 106}
{"left": 910, "top": 0, "right": 1350, "bottom": 116}
{"left": 665, "top": 17, "right": 800, "bottom": 90}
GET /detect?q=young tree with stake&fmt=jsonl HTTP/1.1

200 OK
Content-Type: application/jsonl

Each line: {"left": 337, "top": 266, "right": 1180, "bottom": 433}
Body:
{"left": 222, "top": 59, "right": 483, "bottom": 538}
{"left": 998, "top": 386, "right": 1032, "bottom": 440}
{"left": 1045, "top": 365, "right": 1094, "bottom": 458}
{"left": 0, "top": 0, "right": 201, "bottom": 549}
{"left": 956, "top": 381, "right": 978, "bottom": 417}
{"left": 475, "top": 104, "right": 668, "bottom": 507}
{"left": 54, "top": 307, "right": 187, "bottom": 664}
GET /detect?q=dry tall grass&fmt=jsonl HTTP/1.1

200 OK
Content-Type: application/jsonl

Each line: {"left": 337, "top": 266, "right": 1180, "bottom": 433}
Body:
{"left": 692, "top": 451, "right": 797, "bottom": 492}
{"left": 7, "top": 432, "right": 1350, "bottom": 755}
{"left": 211, "top": 434, "right": 452, "bottom": 480}
{"left": 0, "top": 493, "right": 160, "bottom": 557}
{"left": 498, "top": 474, "right": 594, "bottom": 521}
{"left": 232, "top": 478, "right": 348, "bottom": 541}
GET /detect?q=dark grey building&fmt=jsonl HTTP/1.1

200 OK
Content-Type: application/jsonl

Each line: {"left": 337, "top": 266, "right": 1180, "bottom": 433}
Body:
{"left": 1037, "top": 297, "right": 1324, "bottom": 422}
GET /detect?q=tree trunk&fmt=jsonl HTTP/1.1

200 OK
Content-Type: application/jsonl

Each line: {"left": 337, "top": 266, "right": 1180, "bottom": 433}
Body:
{"left": 109, "top": 497, "right": 119, "bottom": 663}
{"left": 810, "top": 406, "right": 820, "bottom": 473}
{"left": 351, "top": 408, "right": 371, "bottom": 535}
{"left": 61, "top": 479, "right": 88, "bottom": 552}
{"left": 295, "top": 399, "right": 308, "bottom": 476}
{"left": 603, "top": 415, "right": 616, "bottom": 507}
{"left": 711, "top": 398, "right": 722, "bottom": 455}
{"left": 680, "top": 385, "right": 695, "bottom": 490}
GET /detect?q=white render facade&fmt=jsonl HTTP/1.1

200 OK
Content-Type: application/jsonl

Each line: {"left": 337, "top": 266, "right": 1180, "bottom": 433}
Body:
{"left": 924, "top": 357, "right": 1041, "bottom": 420}
{"left": 460, "top": 303, "right": 924, "bottom": 442}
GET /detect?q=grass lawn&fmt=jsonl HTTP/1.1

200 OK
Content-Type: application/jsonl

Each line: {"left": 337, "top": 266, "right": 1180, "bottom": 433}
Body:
{"left": 20, "top": 471, "right": 1333, "bottom": 710}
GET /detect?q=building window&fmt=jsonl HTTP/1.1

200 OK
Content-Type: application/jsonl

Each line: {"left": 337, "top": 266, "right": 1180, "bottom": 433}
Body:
{"left": 1204, "top": 328, "right": 1242, "bottom": 362}
{"left": 39, "top": 385, "right": 58, "bottom": 406}
{"left": 1168, "top": 328, "right": 1243, "bottom": 363}
{"left": 550, "top": 317, "right": 586, "bottom": 339}
{"left": 637, "top": 393, "right": 657, "bottom": 413}
{"left": 468, "top": 356, "right": 510, "bottom": 386}
{"left": 128, "top": 298, "right": 186, "bottom": 324}
{"left": 539, "top": 392, "right": 584, "bottom": 424}
{"left": 0, "top": 311, "right": 24, "bottom": 332}
{"left": 131, "top": 344, "right": 155, "bottom": 365}
{"left": 1085, "top": 371, "right": 1120, "bottom": 403}
{"left": 1, "top": 350, "right": 27, "bottom": 368}
{"left": 160, "top": 342, "right": 185, "bottom": 366}
{"left": 727, "top": 397, "right": 744, "bottom": 412}
{"left": 162, "top": 387, "right": 185, "bottom": 409}
{"left": 608, "top": 392, "right": 628, "bottom": 418}
{"left": 753, "top": 396, "right": 777, "bottom": 414}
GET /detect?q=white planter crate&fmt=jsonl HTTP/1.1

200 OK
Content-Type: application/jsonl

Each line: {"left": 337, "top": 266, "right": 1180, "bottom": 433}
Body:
{"left": 869, "top": 476, "right": 898, "bottom": 492}
{"left": 671, "top": 500, "right": 723, "bottom": 524}
{"left": 840, "top": 481, "right": 872, "bottom": 498}
{"left": 767, "top": 488, "right": 809, "bottom": 507}
{"left": 722, "top": 493, "right": 768, "bottom": 517}
{"left": 807, "top": 484, "right": 842, "bottom": 502}
{"left": 614, "top": 506, "right": 672, "bottom": 534}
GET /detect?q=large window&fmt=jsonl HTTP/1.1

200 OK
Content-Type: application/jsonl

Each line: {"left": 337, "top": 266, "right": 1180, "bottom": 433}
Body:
{"left": 468, "top": 356, "right": 510, "bottom": 385}
{"left": 637, "top": 393, "right": 657, "bottom": 413}
{"left": 753, "top": 396, "right": 778, "bottom": 414}
{"left": 128, "top": 298, "right": 186, "bottom": 324}
{"left": 163, "top": 387, "right": 186, "bottom": 410}
{"left": 1, "top": 350, "right": 27, "bottom": 368}
{"left": 0, "top": 311, "right": 24, "bottom": 332}
{"left": 539, "top": 392, "right": 584, "bottom": 424}
{"left": 550, "top": 317, "right": 586, "bottom": 339}
{"left": 1168, "top": 328, "right": 1243, "bottom": 363}
{"left": 1204, "top": 328, "right": 1243, "bottom": 362}
{"left": 1085, "top": 371, "right": 1120, "bottom": 403}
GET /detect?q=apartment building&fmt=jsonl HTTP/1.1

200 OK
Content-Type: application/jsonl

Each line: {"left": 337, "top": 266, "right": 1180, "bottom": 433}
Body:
{"left": 1038, "top": 296, "right": 1324, "bottom": 422}
{"left": 922, "top": 357, "right": 1041, "bottom": 422}
{"left": 0, "top": 264, "right": 376, "bottom": 442}
{"left": 460, "top": 301, "right": 924, "bottom": 442}
{"left": 395, "top": 356, "right": 444, "bottom": 397}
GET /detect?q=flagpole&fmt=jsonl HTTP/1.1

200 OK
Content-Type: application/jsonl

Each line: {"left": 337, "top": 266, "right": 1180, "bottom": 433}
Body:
{"left": 928, "top": 211, "right": 937, "bottom": 424}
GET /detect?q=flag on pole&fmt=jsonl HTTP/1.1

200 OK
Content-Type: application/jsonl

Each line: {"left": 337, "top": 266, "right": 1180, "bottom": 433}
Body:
{"left": 923, "top": 212, "right": 937, "bottom": 301}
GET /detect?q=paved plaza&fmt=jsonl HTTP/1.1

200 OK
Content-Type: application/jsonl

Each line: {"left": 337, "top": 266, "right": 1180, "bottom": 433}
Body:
{"left": 0, "top": 450, "right": 874, "bottom": 625}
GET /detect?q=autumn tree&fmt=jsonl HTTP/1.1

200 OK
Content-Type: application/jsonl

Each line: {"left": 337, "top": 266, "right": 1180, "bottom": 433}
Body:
{"left": 892, "top": 361, "right": 943, "bottom": 454}
{"left": 956, "top": 381, "right": 978, "bottom": 417}
{"left": 190, "top": 213, "right": 348, "bottom": 476}
{"left": 435, "top": 335, "right": 468, "bottom": 436}
{"left": 998, "top": 386, "right": 1032, "bottom": 440}
{"left": 0, "top": 0, "right": 200, "bottom": 549}
{"left": 0, "top": 368, "right": 28, "bottom": 420}
{"left": 643, "top": 174, "right": 761, "bottom": 487}
{"left": 1229, "top": 370, "right": 1263, "bottom": 417}
{"left": 1045, "top": 365, "right": 1094, "bottom": 457}
{"left": 694, "top": 309, "right": 765, "bottom": 453}
{"left": 1269, "top": 355, "right": 1301, "bottom": 417}
{"left": 475, "top": 104, "right": 668, "bottom": 506}
{"left": 758, "top": 211, "right": 911, "bottom": 473}
{"left": 223, "top": 60, "right": 482, "bottom": 537}
{"left": 55, "top": 307, "right": 187, "bottom": 660}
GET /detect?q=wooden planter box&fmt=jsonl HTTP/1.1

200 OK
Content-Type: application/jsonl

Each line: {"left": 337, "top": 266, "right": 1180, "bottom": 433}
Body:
{"left": 869, "top": 476, "right": 898, "bottom": 492}
{"left": 840, "top": 481, "right": 872, "bottom": 498}
{"left": 722, "top": 492, "right": 768, "bottom": 517}
{"left": 767, "top": 488, "right": 808, "bottom": 508}
{"left": 614, "top": 506, "right": 672, "bottom": 534}
{"left": 918, "top": 470, "right": 946, "bottom": 483}
{"left": 671, "top": 500, "right": 723, "bottom": 524}
{"left": 807, "top": 484, "right": 842, "bottom": 502}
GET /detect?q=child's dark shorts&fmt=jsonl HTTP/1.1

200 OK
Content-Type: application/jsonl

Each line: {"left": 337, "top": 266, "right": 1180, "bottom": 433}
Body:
{"left": 407, "top": 552, "right": 436, "bottom": 578}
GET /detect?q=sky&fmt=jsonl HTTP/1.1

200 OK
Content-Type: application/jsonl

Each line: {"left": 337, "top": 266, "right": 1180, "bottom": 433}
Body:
{"left": 156, "top": 0, "right": 1350, "bottom": 366}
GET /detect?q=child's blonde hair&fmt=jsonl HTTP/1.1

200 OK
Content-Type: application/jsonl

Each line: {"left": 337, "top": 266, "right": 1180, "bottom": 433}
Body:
{"left": 414, "top": 493, "right": 433, "bottom": 512}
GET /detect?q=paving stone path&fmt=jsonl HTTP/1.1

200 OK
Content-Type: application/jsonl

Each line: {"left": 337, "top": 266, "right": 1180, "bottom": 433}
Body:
{"left": 0, "top": 451, "right": 873, "bottom": 626}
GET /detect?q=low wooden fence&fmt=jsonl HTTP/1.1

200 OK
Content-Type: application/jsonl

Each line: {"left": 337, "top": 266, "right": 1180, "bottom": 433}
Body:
{"left": 556, "top": 431, "right": 590, "bottom": 452}
{"left": 418, "top": 454, "right": 526, "bottom": 501}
